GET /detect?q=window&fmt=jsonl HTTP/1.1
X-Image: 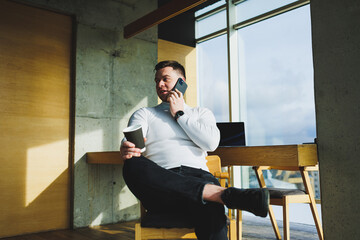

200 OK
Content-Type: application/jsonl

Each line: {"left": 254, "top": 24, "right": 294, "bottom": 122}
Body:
{"left": 196, "top": 0, "right": 320, "bottom": 224}
{"left": 196, "top": 0, "right": 228, "bottom": 122}
{"left": 238, "top": 5, "right": 315, "bottom": 147}
{"left": 236, "top": 0, "right": 298, "bottom": 23}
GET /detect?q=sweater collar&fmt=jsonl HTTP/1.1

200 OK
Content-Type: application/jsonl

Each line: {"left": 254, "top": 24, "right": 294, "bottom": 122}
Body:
{"left": 157, "top": 101, "right": 188, "bottom": 110}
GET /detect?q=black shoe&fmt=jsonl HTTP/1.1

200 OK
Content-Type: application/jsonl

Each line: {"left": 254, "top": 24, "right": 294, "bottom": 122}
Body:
{"left": 221, "top": 187, "right": 269, "bottom": 217}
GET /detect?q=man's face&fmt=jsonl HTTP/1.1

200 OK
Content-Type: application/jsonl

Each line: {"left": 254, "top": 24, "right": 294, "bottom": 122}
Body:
{"left": 154, "top": 66, "right": 184, "bottom": 102}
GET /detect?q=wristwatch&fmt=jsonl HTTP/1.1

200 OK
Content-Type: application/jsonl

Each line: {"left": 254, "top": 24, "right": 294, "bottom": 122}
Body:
{"left": 174, "top": 110, "right": 184, "bottom": 121}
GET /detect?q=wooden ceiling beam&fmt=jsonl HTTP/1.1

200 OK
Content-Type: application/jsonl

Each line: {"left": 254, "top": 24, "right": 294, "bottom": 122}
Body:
{"left": 124, "top": 0, "right": 208, "bottom": 39}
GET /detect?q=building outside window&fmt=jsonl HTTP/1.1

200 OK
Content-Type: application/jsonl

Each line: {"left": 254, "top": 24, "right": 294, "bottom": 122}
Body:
{"left": 196, "top": 0, "right": 320, "bottom": 224}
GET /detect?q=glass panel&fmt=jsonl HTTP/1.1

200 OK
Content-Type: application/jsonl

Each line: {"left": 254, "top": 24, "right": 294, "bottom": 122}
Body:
{"left": 237, "top": 5, "right": 318, "bottom": 192}
{"left": 196, "top": 10, "right": 226, "bottom": 39}
{"left": 197, "top": 35, "right": 229, "bottom": 122}
{"left": 236, "top": 0, "right": 298, "bottom": 23}
{"left": 195, "top": 0, "right": 226, "bottom": 16}
{"left": 238, "top": 5, "right": 315, "bottom": 148}
{"left": 237, "top": 5, "right": 321, "bottom": 224}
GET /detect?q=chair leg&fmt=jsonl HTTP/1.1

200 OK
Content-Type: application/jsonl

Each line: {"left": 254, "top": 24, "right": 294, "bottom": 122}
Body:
{"left": 268, "top": 205, "right": 282, "bottom": 239}
{"left": 229, "top": 218, "right": 236, "bottom": 240}
{"left": 237, "top": 210, "right": 242, "bottom": 240}
{"left": 309, "top": 202, "right": 324, "bottom": 240}
{"left": 254, "top": 166, "right": 282, "bottom": 239}
{"left": 301, "top": 170, "right": 324, "bottom": 240}
{"left": 283, "top": 197, "right": 290, "bottom": 240}
{"left": 135, "top": 223, "right": 142, "bottom": 240}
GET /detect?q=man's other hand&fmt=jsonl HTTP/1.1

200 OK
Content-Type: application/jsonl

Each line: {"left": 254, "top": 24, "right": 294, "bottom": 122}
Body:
{"left": 120, "top": 138, "right": 146, "bottom": 160}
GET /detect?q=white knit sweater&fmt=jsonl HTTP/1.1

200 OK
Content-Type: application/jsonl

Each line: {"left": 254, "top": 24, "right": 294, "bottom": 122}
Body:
{"left": 126, "top": 102, "right": 220, "bottom": 171}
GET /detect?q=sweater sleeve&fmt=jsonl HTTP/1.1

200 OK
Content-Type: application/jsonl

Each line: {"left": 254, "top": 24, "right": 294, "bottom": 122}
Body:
{"left": 126, "top": 108, "right": 149, "bottom": 139}
{"left": 177, "top": 107, "right": 220, "bottom": 151}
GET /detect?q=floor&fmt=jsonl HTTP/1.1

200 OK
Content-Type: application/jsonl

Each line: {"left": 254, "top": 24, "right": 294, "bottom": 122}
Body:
{"left": 2, "top": 215, "right": 320, "bottom": 240}
{"left": 240, "top": 215, "right": 319, "bottom": 240}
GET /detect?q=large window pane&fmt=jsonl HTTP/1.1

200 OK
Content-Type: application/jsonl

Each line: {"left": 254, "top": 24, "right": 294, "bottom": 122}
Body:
{"left": 238, "top": 5, "right": 315, "bottom": 147}
{"left": 237, "top": 5, "right": 320, "bottom": 223}
{"left": 197, "top": 35, "right": 229, "bottom": 122}
{"left": 236, "top": 0, "right": 298, "bottom": 23}
{"left": 196, "top": 10, "right": 226, "bottom": 39}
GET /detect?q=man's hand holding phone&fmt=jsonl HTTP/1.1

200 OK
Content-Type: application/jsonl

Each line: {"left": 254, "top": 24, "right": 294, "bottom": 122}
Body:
{"left": 168, "top": 88, "right": 184, "bottom": 117}
{"left": 168, "top": 78, "right": 187, "bottom": 117}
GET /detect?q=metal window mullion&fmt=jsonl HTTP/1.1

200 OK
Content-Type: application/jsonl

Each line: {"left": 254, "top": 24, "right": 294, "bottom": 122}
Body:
{"left": 232, "top": 0, "right": 247, "bottom": 5}
{"left": 196, "top": 28, "right": 227, "bottom": 44}
{"left": 226, "top": 0, "right": 239, "bottom": 123}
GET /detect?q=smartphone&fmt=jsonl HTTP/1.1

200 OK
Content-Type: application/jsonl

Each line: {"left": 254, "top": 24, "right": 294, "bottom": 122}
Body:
{"left": 172, "top": 78, "right": 188, "bottom": 95}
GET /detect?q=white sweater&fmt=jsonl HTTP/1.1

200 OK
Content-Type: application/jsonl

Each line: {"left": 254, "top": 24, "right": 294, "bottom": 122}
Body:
{"left": 126, "top": 102, "right": 220, "bottom": 171}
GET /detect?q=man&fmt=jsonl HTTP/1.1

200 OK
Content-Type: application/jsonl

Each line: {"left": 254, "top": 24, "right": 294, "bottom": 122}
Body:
{"left": 120, "top": 60, "right": 269, "bottom": 239}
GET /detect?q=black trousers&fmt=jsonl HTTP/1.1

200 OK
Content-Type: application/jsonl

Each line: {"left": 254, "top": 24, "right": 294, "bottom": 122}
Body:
{"left": 123, "top": 156, "right": 228, "bottom": 240}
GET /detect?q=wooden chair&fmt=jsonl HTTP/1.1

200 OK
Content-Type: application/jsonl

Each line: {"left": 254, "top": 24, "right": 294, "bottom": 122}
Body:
{"left": 135, "top": 155, "right": 236, "bottom": 240}
{"left": 253, "top": 165, "right": 323, "bottom": 240}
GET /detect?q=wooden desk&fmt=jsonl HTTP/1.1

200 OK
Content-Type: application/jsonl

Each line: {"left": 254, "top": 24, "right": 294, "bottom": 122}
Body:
{"left": 211, "top": 144, "right": 322, "bottom": 240}
{"left": 86, "top": 144, "right": 318, "bottom": 167}
{"left": 210, "top": 144, "right": 318, "bottom": 168}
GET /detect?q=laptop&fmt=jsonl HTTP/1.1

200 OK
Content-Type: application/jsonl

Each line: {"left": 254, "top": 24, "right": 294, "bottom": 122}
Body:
{"left": 216, "top": 122, "right": 246, "bottom": 147}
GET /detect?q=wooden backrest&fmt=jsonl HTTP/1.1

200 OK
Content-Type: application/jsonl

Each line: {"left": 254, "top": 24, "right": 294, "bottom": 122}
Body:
{"left": 206, "top": 155, "right": 229, "bottom": 189}
{"left": 205, "top": 155, "right": 222, "bottom": 175}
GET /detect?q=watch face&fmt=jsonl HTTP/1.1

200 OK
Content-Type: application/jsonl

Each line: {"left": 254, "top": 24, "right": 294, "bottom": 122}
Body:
{"left": 175, "top": 111, "right": 184, "bottom": 120}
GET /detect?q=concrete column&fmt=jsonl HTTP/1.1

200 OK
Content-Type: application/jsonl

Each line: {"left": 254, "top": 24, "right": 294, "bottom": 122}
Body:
{"left": 311, "top": 1, "right": 360, "bottom": 238}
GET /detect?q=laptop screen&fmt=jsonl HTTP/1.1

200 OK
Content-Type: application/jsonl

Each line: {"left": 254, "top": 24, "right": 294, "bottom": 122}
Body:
{"left": 216, "top": 122, "right": 246, "bottom": 147}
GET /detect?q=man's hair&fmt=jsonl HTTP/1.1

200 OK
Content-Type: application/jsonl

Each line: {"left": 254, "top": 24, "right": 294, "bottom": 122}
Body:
{"left": 155, "top": 60, "right": 186, "bottom": 79}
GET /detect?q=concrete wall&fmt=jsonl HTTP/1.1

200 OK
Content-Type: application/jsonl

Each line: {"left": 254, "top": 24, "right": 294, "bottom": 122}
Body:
{"left": 19, "top": 0, "right": 158, "bottom": 228}
{"left": 311, "top": 1, "right": 360, "bottom": 238}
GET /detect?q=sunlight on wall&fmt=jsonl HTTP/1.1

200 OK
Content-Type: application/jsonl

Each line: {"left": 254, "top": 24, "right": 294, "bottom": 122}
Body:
{"left": 90, "top": 212, "right": 104, "bottom": 227}
{"left": 74, "top": 128, "right": 104, "bottom": 162}
{"left": 74, "top": 97, "right": 148, "bottom": 227}
{"left": 26, "top": 139, "right": 68, "bottom": 206}
{"left": 118, "top": 185, "right": 138, "bottom": 211}
{"left": 126, "top": 97, "right": 149, "bottom": 120}
{"left": 184, "top": 48, "right": 197, "bottom": 107}
{"left": 119, "top": 97, "right": 149, "bottom": 139}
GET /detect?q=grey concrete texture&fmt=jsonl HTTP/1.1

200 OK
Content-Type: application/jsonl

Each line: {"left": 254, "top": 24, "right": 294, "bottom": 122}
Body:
{"left": 19, "top": 0, "right": 158, "bottom": 228}
{"left": 74, "top": 3, "right": 158, "bottom": 228}
{"left": 311, "top": 0, "right": 360, "bottom": 239}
